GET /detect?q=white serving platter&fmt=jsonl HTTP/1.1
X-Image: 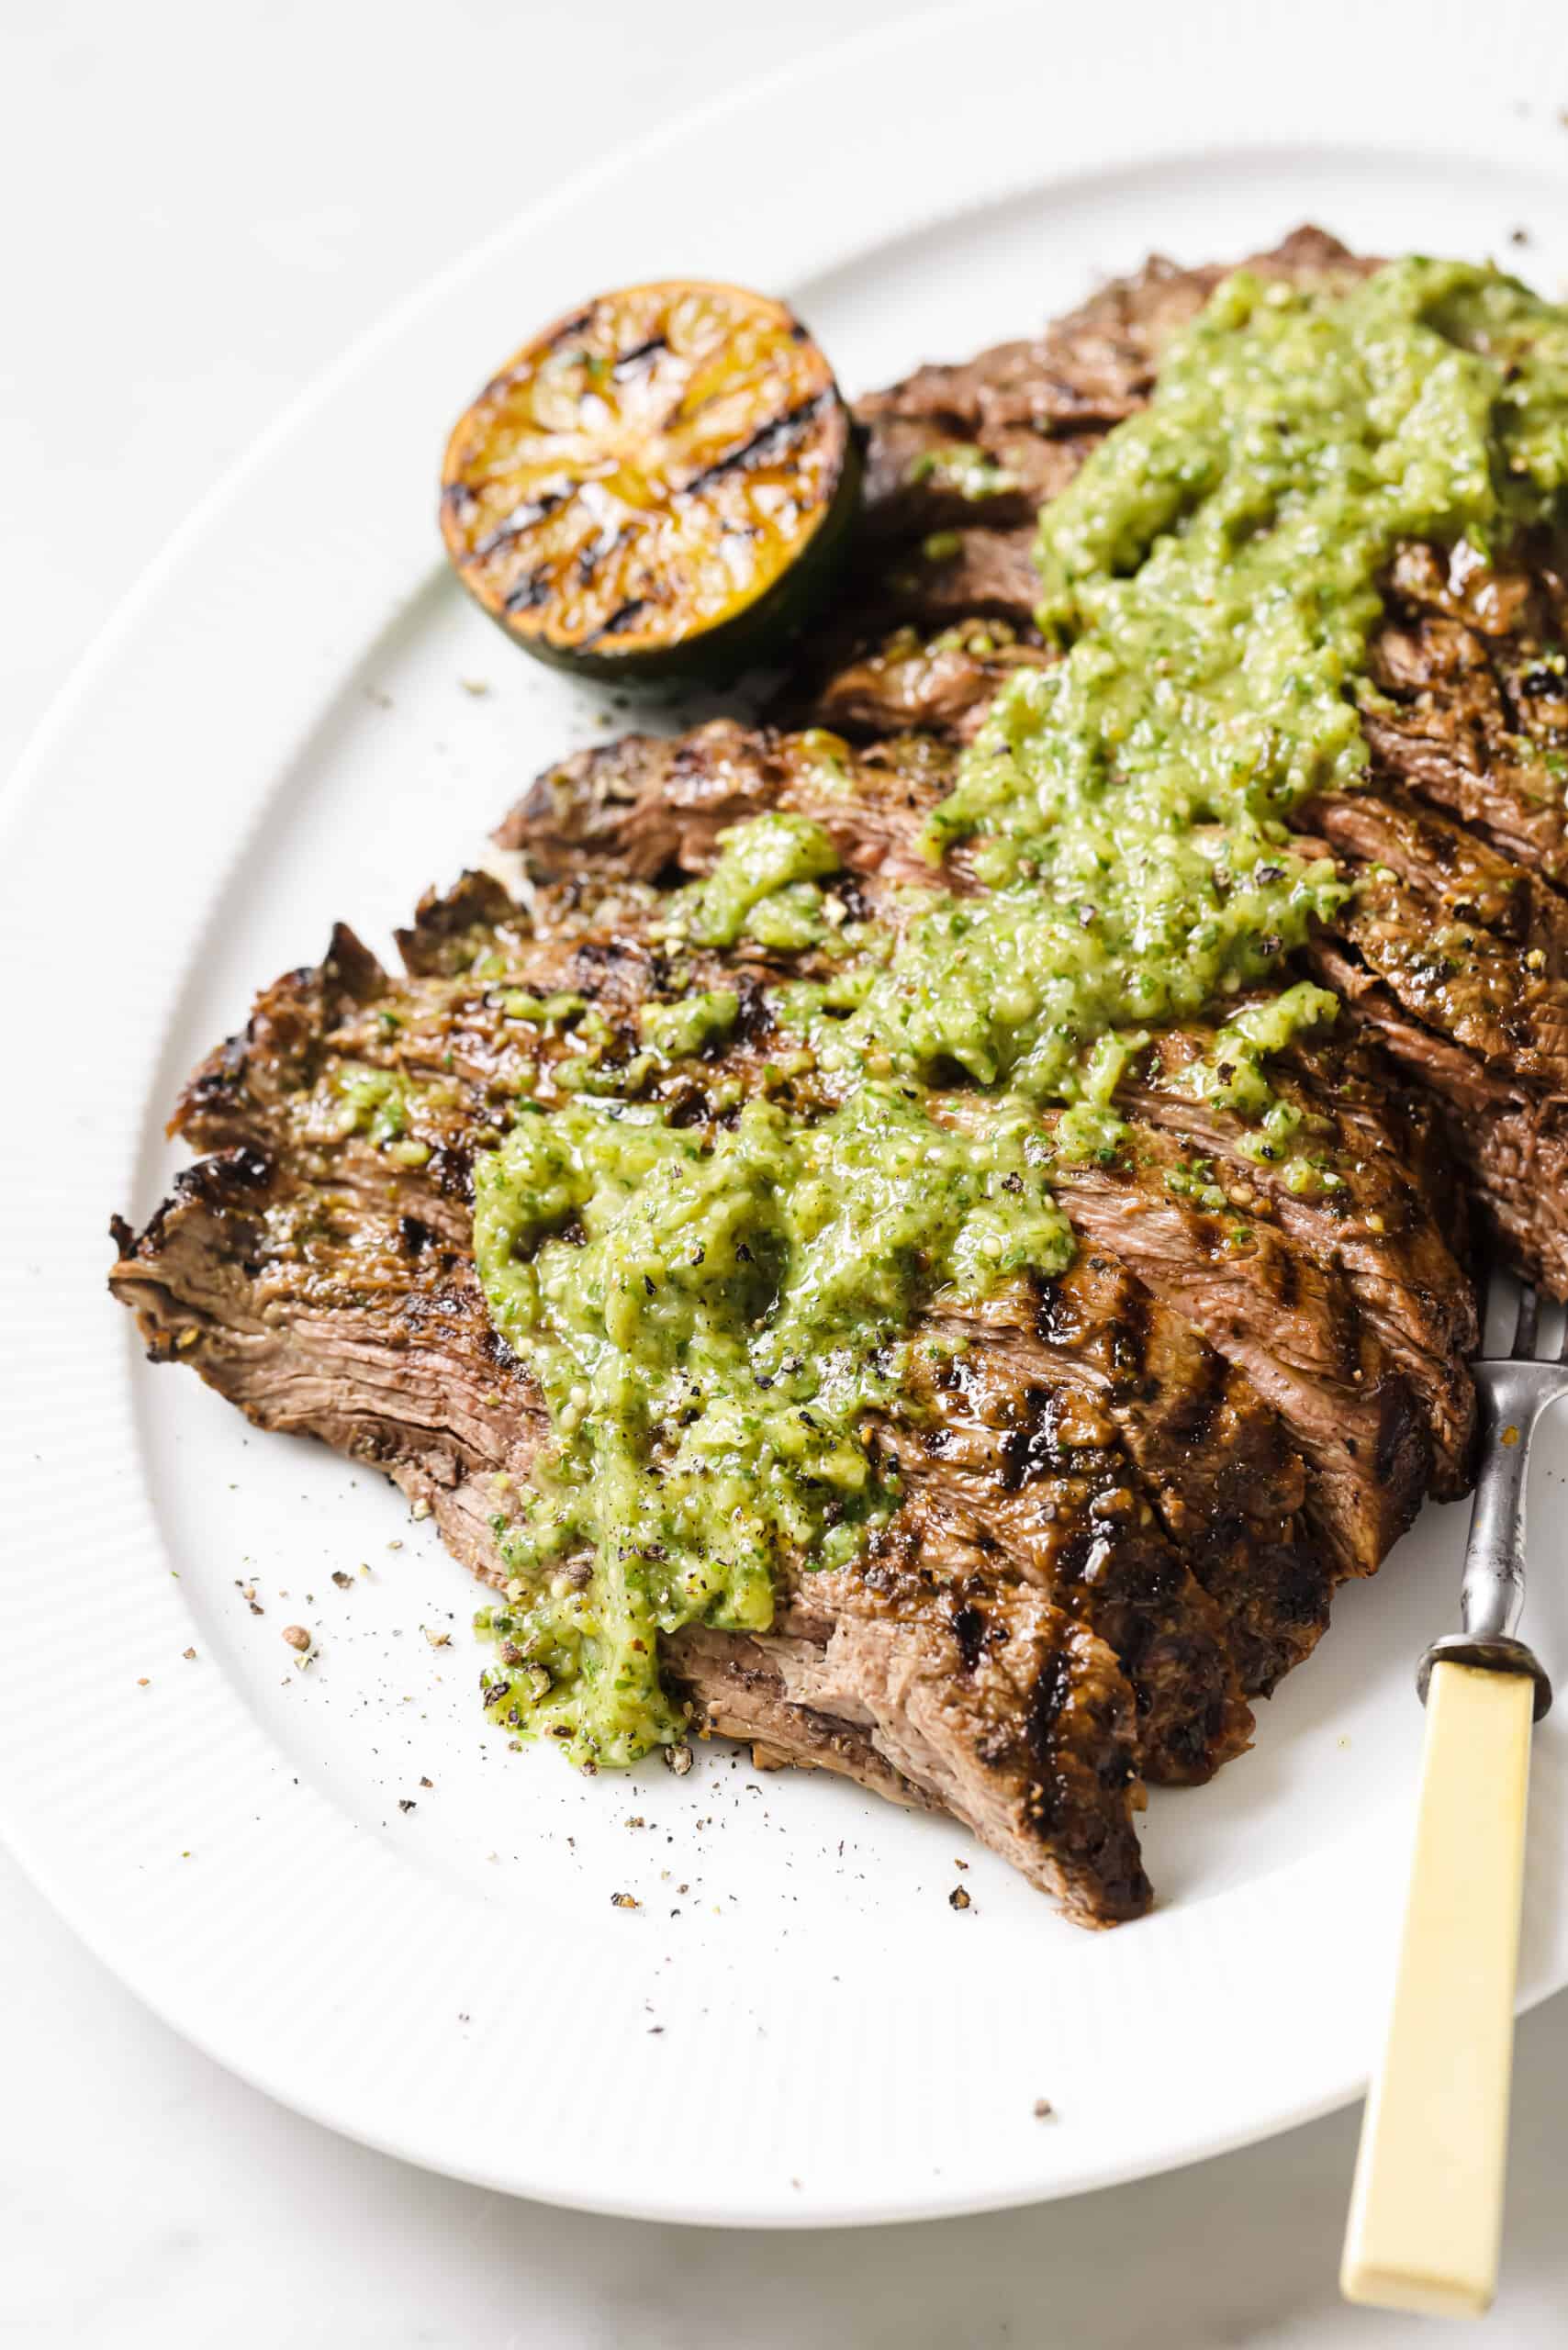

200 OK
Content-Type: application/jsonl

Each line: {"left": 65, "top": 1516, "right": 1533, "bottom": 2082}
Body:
{"left": 3, "top": 0, "right": 1566, "bottom": 2226}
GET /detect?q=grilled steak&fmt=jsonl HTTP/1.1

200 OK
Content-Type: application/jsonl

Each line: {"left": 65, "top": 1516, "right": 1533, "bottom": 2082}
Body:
{"left": 118, "top": 922, "right": 1272, "bottom": 1922}
{"left": 498, "top": 720, "right": 1475, "bottom": 1526}
{"left": 113, "top": 224, "right": 1550, "bottom": 1926}
{"left": 110, "top": 706, "right": 1454, "bottom": 1921}
{"left": 789, "top": 229, "right": 1568, "bottom": 1296}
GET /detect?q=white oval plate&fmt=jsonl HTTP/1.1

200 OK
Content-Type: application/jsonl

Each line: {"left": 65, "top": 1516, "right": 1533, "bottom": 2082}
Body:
{"left": 4, "top": 0, "right": 1568, "bottom": 2229}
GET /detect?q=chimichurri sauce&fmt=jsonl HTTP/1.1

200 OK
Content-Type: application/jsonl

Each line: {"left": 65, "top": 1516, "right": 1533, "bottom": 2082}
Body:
{"left": 475, "top": 257, "right": 1568, "bottom": 1764}
{"left": 474, "top": 1088, "right": 1070, "bottom": 1765}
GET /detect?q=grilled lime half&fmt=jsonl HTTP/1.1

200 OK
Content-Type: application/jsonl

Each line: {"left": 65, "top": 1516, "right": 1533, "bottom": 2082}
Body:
{"left": 439, "top": 282, "right": 860, "bottom": 682}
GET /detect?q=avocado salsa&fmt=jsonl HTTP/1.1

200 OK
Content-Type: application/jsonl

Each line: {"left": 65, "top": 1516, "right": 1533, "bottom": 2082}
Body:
{"left": 474, "top": 257, "right": 1568, "bottom": 1768}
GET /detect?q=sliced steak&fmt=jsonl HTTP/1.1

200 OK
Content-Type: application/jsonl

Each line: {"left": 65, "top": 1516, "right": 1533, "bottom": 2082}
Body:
{"left": 177, "top": 925, "right": 1269, "bottom": 1785}
{"left": 491, "top": 718, "right": 1469, "bottom": 1539}
{"left": 112, "top": 227, "right": 1534, "bottom": 1923}
{"left": 947, "top": 1261, "right": 1329, "bottom": 1697}
{"left": 838, "top": 228, "right": 1372, "bottom": 640}
{"left": 854, "top": 227, "right": 1368, "bottom": 537}
{"left": 496, "top": 719, "right": 956, "bottom": 902}
{"left": 1123, "top": 1022, "right": 1477, "bottom": 1491}
{"left": 779, "top": 225, "right": 1568, "bottom": 1299}
{"left": 1361, "top": 540, "right": 1568, "bottom": 882}
{"left": 1040, "top": 1127, "right": 1430, "bottom": 1578}
{"left": 1308, "top": 935, "right": 1568, "bottom": 1295}
{"left": 1308, "top": 789, "right": 1568, "bottom": 1090}
{"left": 113, "top": 1158, "right": 1155, "bottom": 1923}
{"left": 333, "top": 900, "right": 1332, "bottom": 1710}
{"left": 781, "top": 624, "right": 1050, "bottom": 744}
{"left": 120, "top": 905, "right": 1377, "bottom": 1914}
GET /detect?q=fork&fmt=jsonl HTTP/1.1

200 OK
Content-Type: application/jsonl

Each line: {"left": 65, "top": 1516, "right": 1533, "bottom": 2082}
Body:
{"left": 1342, "top": 1275, "right": 1560, "bottom": 2318}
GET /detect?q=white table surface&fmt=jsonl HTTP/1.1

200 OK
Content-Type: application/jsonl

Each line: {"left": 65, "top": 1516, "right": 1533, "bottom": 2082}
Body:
{"left": 3, "top": 4, "right": 1565, "bottom": 2341}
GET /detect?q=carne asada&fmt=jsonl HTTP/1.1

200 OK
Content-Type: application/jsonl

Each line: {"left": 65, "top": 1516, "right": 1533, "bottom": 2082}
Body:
{"left": 114, "top": 230, "right": 1568, "bottom": 1923}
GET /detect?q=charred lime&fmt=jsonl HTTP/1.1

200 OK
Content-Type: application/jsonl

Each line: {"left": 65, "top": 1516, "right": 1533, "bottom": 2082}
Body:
{"left": 440, "top": 282, "right": 859, "bottom": 681}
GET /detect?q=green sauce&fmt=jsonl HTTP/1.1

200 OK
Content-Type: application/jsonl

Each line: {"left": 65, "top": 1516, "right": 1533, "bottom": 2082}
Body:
{"left": 473, "top": 255, "right": 1568, "bottom": 1765}
{"left": 934, "top": 260, "right": 1568, "bottom": 873}
{"left": 907, "top": 442, "right": 1019, "bottom": 500}
{"left": 667, "top": 810, "right": 841, "bottom": 948}
{"left": 473, "top": 1088, "right": 1070, "bottom": 1764}
{"left": 636, "top": 989, "right": 739, "bottom": 1060}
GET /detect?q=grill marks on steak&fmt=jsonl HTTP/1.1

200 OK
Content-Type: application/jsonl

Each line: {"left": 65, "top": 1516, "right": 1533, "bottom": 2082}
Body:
{"left": 1124, "top": 1026, "right": 1477, "bottom": 1494}
{"left": 1308, "top": 934, "right": 1568, "bottom": 1296}
{"left": 935, "top": 1261, "right": 1327, "bottom": 1698}
{"left": 113, "top": 1143, "right": 1153, "bottom": 1922}
{"left": 1019, "top": 1263, "right": 1327, "bottom": 1695}
{"left": 161, "top": 924, "right": 1272, "bottom": 1774}
{"left": 1037, "top": 1132, "right": 1429, "bottom": 1579}
{"left": 880, "top": 1328, "right": 1255, "bottom": 1785}
{"left": 788, "top": 226, "right": 1568, "bottom": 1297}
{"left": 122, "top": 929, "right": 1299, "bottom": 1918}
{"left": 498, "top": 719, "right": 1473, "bottom": 1514}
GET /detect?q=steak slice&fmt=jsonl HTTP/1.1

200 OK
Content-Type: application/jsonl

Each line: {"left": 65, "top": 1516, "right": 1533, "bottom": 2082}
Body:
{"left": 1308, "top": 935, "right": 1568, "bottom": 1296}
{"left": 110, "top": 1145, "right": 1151, "bottom": 1925}
{"left": 1039, "top": 1129, "right": 1430, "bottom": 1579}
{"left": 497, "top": 718, "right": 956, "bottom": 901}
{"left": 778, "top": 228, "right": 1568, "bottom": 1299}
{"left": 123, "top": 905, "right": 1391, "bottom": 1918}
{"left": 175, "top": 923, "right": 1268, "bottom": 1785}
{"left": 778, "top": 624, "right": 1050, "bottom": 744}
{"left": 496, "top": 721, "right": 1472, "bottom": 1526}
{"left": 660, "top": 1607, "right": 1154, "bottom": 1932}
{"left": 1296, "top": 789, "right": 1568, "bottom": 1292}
{"left": 1363, "top": 542, "right": 1568, "bottom": 889}
{"left": 1308, "top": 789, "right": 1568, "bottom": 1091}
{"left": 1123, "top": 1023, "right": 1477, "bottom": 1493}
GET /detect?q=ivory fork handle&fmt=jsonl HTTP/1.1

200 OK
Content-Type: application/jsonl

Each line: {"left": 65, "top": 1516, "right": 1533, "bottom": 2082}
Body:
{"left": 1341, "top": 1660, "right": 1535, "bottom": 2317}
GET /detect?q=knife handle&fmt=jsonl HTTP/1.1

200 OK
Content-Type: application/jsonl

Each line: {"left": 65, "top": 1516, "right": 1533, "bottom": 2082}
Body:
{"left": 1341, "top": 1659, "right": 1535, "bottom": 2317}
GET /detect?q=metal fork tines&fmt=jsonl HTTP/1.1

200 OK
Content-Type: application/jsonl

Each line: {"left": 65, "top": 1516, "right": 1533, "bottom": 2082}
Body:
{"left": 1417, "top": 1273, "right": 1564, "bottom": 1719}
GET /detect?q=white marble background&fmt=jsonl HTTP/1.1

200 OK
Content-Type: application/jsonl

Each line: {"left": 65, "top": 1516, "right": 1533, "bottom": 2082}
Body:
{"left": 3, "top": 4, "right": 1566, "bottom": 2341}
